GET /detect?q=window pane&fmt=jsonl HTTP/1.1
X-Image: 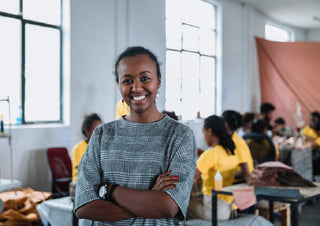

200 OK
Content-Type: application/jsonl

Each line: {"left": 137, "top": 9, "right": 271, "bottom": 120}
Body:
{"left": 165, "top": 50, "right": 182, "bottom": 115}
{"left": 25, "top": 24, "right": 60, "bottom": 122}
{"left": 166, "top": 19, "right": 182, "bottom": 50}
{"left": 0, "top": 16, "right": 21, "bottom": 125}
{"left": 23, "top": 0, "right": 61, "bottom": 25}
{"left": 166, "top": 0, "right": 218, "bottom": 121}
{"left": 265, "top": 24, "right": 290, "bottom": 42}
{"left": 200, "top": 56, "right": 215, "bottom": 117}
{"left": 200, "top": 28, "right": 216, "bottom": 55}
{"left": 181, "top": 52, "right": 199, "bottom": 120}
{"left": 0, "top": 0, "right": 19, "bottom": 14}
{"left": 182, "top": 24, "right": 199, "bottom": 52}
{"left": 198, "top": 1, "right": 215, "bottom": 29}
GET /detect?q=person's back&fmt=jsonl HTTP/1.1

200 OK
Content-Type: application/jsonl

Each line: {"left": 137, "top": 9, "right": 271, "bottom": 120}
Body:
{"left": 188, "top": 115, "right": 238, "bottom": 221}
{"left": 222, "top": 110, "right": 254, "bottom": 181}
{"left": 243, "top": 120, "right": 276, "bottom": 166}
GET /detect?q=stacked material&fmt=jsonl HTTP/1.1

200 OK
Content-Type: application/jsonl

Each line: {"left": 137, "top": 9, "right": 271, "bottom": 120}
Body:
{"left": 0, "top": 188, "right": 51, "bottom": 225}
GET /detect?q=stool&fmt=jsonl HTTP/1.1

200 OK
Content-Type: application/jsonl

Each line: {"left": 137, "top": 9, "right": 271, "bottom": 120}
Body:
{"left": 255, "top": 200, "right": 290, "bottom": 226}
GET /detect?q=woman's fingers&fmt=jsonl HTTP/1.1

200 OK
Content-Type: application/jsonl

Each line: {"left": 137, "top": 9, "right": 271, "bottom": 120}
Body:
{"left": 152, "top": 170, "right": 179, "bottom": 191}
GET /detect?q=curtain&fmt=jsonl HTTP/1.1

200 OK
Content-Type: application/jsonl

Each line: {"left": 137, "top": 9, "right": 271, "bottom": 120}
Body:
{"left": 256, "top": 37, "right": 320, "bottom": 128}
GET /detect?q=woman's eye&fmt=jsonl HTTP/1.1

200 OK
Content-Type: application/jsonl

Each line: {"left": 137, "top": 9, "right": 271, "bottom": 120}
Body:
{"left": 122, "top": 79, "right": 133, "bottom": 84}
{"left": 141, "top": 76, "right": 150, "bottom": 82}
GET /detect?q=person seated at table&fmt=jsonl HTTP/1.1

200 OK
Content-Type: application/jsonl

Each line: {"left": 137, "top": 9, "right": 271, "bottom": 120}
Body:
{"left": 243, "top": 119, "right": 278, "bottom": 165}
{"left": 222, "top": 110, "right": 254, "bottom": 182}
{"left": 237, "top": 112, "right": 256, "bottom": 137}
{"left": 303, "top": 111, "right": 320, "bottom": 142}
{"left": 71, "top": 113, "right": 102, "bottom": 182}
{"left": 272, "top": 117, "right": 286, "bottom": 137}
{"left": 260, "top": 102, "right": 275, "bottom": 136}
{"left": 187, "top": 115, "right": 238, "bottom": 221}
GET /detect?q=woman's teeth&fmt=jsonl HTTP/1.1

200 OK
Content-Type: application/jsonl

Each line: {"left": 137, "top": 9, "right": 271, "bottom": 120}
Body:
{"left": 133, "top": 95, "right": 145, "bottom": 101}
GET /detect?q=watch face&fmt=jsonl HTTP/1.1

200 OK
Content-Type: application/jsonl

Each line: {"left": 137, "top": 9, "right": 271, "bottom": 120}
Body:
{"left": 99, "top": 185, "right": 107, "bottom": 198}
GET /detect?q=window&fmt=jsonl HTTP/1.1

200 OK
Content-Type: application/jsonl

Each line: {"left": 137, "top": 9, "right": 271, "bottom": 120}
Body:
{"left": 165, "top": 0, "right": 218, "bottom": 120}
{"left": 265, "top": 23, "right": 294, "bottom": 42}
{"left": 0, "top": 0, "right": 63, "bottom": 125}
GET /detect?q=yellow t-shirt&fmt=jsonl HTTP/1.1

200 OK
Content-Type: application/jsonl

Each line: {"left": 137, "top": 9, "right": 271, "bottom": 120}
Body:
{"left": 115, "top": 100, "right": 130, "bottom": 120}
{"left": 232, "top": 132, "right": 254, "bottom": 173}
{"left": 303, "top": 125, "right": 318, "bottom": 140}
{"left": 197, "top": 145, "right": 238, "bottom": 203}
{"left": 71, "top": 140, "right": 88, "bottom": 182}
{"left": 315, "top": 137, "right": 320, "bottom": 147}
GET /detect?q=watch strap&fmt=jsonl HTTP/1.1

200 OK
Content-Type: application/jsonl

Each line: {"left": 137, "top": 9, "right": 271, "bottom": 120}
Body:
{"left": 106, "top": 184, "right": 119, "bottom": 203}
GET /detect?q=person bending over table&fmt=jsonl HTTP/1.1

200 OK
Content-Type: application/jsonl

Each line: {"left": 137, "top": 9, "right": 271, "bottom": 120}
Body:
{"left": 74, "top": 46, "right": 197, "bottom": 225}
{"left": 187, "top": 115, "right": 238, "bottom": 221}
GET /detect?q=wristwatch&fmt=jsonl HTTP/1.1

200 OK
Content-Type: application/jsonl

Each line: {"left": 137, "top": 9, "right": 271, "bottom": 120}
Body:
{"left": 99, "top": 184, "right": 109, "bottom": 200}
{"left": 99, "top": 183, "right": 120, "bottom": 202}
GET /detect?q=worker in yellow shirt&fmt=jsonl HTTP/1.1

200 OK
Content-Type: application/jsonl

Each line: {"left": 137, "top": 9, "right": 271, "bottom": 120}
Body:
{"left": 222, "top": 110, "right": 254, "bottom": 181}
{"left": 187, "top": 115, "right": 238, "bottom": 221}
{"left": 71, "top": 113, "right": 102, "bottom": 182}
{"left": 303, "top": 111, "right": 320, "bottom": 141}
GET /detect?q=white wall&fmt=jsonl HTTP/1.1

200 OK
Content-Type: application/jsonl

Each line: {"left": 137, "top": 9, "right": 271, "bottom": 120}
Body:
{"left": 307, "top": 29, "right": 320, "bottom": 41}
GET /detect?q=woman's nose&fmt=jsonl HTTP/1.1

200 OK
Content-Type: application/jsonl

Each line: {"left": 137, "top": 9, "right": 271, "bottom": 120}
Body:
{"left": 132, "top": 81, "right": 143, "bottom": 92}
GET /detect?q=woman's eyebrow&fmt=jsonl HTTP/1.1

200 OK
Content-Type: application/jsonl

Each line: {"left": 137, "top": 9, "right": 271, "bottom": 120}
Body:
{"left": 139, "top": 70, "right": 152, "bottom": 75}
{"left": 120, "top": 74, "right": 132, "bottom": 80}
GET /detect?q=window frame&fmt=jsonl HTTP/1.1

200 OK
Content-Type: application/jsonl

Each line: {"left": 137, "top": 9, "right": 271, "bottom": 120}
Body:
{"left": 265, "top": 21, "right": 295, "bottom": 42}
{"left": 165, "top": 0, "right": 219, "bottom": 120}
{"left": 0, "top": 0, "right": 64, "bottom": 125}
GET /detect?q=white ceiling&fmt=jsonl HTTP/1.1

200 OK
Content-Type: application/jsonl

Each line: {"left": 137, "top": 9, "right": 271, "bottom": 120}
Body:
{"left": 232, "top": 0, "right": 320, "bottom": 30}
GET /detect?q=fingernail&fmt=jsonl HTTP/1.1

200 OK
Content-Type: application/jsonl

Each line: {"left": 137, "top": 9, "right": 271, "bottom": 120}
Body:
{"left": 173, "top": 175, "right": 179, "bottom": 179}
{"left": 171, "top": 184, "right": 174, "bottom": 187}
{"left": 174, "top": 179, "right": 179, "bottom": 182}
{"left": 168, "top": 170, "right": 172, "bottom": 173}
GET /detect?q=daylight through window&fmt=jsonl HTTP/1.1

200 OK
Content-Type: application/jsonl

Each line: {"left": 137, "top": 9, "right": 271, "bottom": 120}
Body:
{"left": 165, "top": 0, "right": 218, "bottom": 121}
{"left": 0, "top": 0, "right": 63, "bottom": 125}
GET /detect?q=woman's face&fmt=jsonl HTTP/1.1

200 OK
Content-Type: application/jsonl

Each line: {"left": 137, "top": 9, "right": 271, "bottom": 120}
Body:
{"left": 117, "top": 54, "right": 161, "bottom": 115}
{"left": 203, "top": 127, "right": 213, "bottom": 147}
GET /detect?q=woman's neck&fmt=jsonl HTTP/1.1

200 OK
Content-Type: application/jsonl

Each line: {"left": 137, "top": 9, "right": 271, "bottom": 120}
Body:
{"left": 125, "top": 110, "right": 163, "bottom": 123}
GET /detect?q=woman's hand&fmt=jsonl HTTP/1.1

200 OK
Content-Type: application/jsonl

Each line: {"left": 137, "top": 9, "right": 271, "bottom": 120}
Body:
{"left": 152, "top": 170, "right": 179, "bottom": 191}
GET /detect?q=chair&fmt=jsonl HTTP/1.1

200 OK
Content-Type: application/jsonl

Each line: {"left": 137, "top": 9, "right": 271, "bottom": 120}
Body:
{"left": 47, "top": 147, "right": 72, "bottom": 198}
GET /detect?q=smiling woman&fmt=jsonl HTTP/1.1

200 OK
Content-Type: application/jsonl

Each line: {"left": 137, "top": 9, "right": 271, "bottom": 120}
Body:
{"left": 74, "top": 46, "right": 197, "bottom": 225}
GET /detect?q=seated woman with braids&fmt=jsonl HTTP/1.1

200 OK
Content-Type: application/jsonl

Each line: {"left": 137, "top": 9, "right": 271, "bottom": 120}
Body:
{"left": 187, "top": 115, "right": 238, "bottom": 221}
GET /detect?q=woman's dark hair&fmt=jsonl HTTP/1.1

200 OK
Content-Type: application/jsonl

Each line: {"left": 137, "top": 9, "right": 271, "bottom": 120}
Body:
{"left": 204, "top": 115, "right": 235, "bottom": 155}
{"left": 81, "top": 113, "right": 102, "bottom": 137}
{"left": 251, "top": 119, "right": 266, "bottom": 134}
{"left": 114, "top": 46, "right": 161, "bottom": 83}
{"left": 243, "top": 112, "right": 255, "bottom": 124}
{"left": 222, "top": 110, "right": 243, "bottom": 131}
{"left": 274, "top": 117, "right": 285, "bottom": 125}
{"left": 260, "top": 102, "right": 275, "bottom": 114}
